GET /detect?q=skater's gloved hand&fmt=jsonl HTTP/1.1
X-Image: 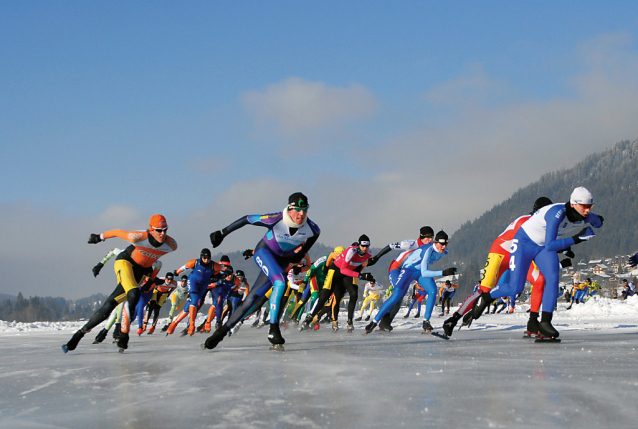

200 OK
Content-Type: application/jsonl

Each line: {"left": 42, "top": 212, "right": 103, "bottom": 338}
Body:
{"left": 242, "top": 249, "right": 254, "bottom": 260}
{"left": 366, "top": 255, "right": 379, "bottom": 267}
{"left": 359, "top": 272, "right": 375, "bottom": 282}
{"left": 210, "top": 230, "right": 225, "bottom": 248}
{"left": 92, "top": 262, "right": 104, "bottom": 277}
{"left": 572, "top": 227, "right": 595, "bottom": 244}
{"left": 442, "top": 267, "right": 457, "bottom": 276}
{"left": 598, "top": 215, "right": 604, "bottom": 226}
{"left": 562, "top": 248, "right": 575, "bottom": 259}
{"left": 298, "top": 281, "right": 307, "bottom": 293}
{"left": 629, "top": 252, "right": 638, "bottom": 267}
{"left": 88, "top": 233, "right": 102, "bottom": 244}
{"left": 560, "top": 258, "right": 572, "bottom": 268}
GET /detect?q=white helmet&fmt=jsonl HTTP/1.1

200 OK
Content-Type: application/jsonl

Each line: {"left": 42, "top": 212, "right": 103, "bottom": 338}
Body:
{"left": 570, "top": 187, "right": 593, "bottom": 205}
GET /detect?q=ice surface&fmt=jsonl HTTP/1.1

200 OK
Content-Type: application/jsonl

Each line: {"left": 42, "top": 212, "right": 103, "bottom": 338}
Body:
{"left": 1, "top": 296, "right": 637, "bottom": 428}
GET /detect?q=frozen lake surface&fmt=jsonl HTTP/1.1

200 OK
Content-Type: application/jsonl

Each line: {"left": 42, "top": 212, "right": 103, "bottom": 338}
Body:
{"left": 1, "top": 296, "right": 637, "bottom": 429}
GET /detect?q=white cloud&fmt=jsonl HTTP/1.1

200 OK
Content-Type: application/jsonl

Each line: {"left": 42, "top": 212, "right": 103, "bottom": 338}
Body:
{"left": 241, "top": 77, "right": 379, "bottom": 137}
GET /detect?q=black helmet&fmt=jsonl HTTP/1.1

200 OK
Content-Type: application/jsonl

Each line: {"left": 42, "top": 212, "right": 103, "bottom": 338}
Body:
{"left": 434, "top": 231, "right": 449, "bottom": 245}
{"left": 181, "top": 275, "right": 188, "bottom": 281}
{"left": 165, "top": 272, "right": 174, "bottom": 279}
{"left": 236, "top": 270, "right": 245, "bottom": 278}
{"left": 200, "top": 248, "right": 212, "bottom": 259}
{"left": 420, "top": 226, "right": 434, "bottom": 239}
{"left": 532, "top": 197, "right": 553, "bottom": 213}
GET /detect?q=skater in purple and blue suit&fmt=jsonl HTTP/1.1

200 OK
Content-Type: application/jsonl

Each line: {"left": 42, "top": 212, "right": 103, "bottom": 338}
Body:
{"left": 365, "top": 231, "right": 457, "bottom": 333}
{"left": 473, "top": 187, "right": 603, "bottom": 339}
{"left": 204, "top": 192, "right": 320, "bottom": 350}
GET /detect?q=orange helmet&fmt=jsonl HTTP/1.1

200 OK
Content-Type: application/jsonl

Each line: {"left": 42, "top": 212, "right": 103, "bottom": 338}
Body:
{"left": 149, "top": 214, "right": 167, "bottom": 230}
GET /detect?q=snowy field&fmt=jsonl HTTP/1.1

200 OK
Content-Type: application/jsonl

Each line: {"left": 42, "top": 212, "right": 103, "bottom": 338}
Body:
{"left": 1, "top": 296, "right": 637, "bottom": 429}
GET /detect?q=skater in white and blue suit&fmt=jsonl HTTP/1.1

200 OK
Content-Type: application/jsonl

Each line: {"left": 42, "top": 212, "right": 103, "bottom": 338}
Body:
{"left": 474, "top": 187, "right": 603, "bottom": 339}
{"left": 365, "top": 231, "right": 457, "bottom": 333}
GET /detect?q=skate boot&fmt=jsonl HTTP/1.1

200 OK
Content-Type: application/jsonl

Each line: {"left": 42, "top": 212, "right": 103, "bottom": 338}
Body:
{"left": 203, "top": 325, "right": 230, "bottom": 350}
{"left": 403, "top": 312, "right": 410, "bottom": 318}
{"left": 414, "top": 312, "right": 420, "bottom": 318}
{"left": 508, "top": 308, "right": 514, "bottom": 314}
{"left": 443, "top": 313, "right": 461, "bottom": 337}
{"left": 201, "top": 322, "right": 211, "bottom": 333}
{"left": 461, "top": 311, "right": 474, "bottom": 328}
{"left": 166, "top": 321, "right": 177, "bottom": 335}
{"left": 439, "top": 312, "right": 445, "bottom": 317}
{"left": 346, "top": 319, "right": 354, "bottom": 332}
{"left": 113, "top": 323, "right": 122, "bottom": 341}
{"left": 332, "top": 321, "right": 339, "bottom": 332}
{"left": 180, "top": 327, "right": 189, "bottom": 337}
{"left": 378, "top": 318, "right": 393, "bottom": 332}
{"left": 117, "top": 332, "right": 129, "bottom": 351}
{"left": 137, "top": 327, "right": 144, "bottom": 336}
{"left": 93, "top": 328, "right": 108, "bottom": 344}
{"left": 196, "top": 321, "right": 207, "bottom": 332}
{"left": 161, "top": 324, "right": 169, "bottom": 332}
{"left": 147, "top": 326, "right": 155, "bottom": 335}
{"left": 365, "top": 321, "right": 377, "bottom": 334}
{"left": 187, "top": 323, "right": 195, "bottom": 336}
{"left": 364, "top": 315, "right": 370, "bottom": 321}
{"left": 355, "top": 316, "right": 363, "bottom": 322}
{"left": 215, "top": 322, "right": 222, "bottom": 331}
{"left": 422, "top": 319, "right": 433, "bottom": 333}
{"left": 63, "top": 329, "right": 86, "bottom": 352}
{"left": 472, "top": 292, "right": 492, "bottom": 320}
{"left": 537, "top": 311, "right": 559, "bottom": 340}
{"left": 524, "top": 312, "right": 540, "bottom": 338}
{"left": 268, "top": 323, "right": 285, "bottom": 345}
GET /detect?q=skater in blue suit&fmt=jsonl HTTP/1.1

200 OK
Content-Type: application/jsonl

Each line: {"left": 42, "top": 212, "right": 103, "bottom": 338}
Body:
{"left": 365, "top": 231, "right": 457, "bottom": 333}
{"left": 473, "top": 187, "right": 603, "bottom": 339}
{"left": 204, "top": 192, "right": 320, "bottom": 350}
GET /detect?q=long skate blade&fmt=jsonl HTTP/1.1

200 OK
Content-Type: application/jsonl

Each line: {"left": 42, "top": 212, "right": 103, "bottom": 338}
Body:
{"left": 269, "top": 344, "right": 285, "bottom": 352}
{"left": 431, "top": 331, "right": 449, "bottom": 340}
{"left": 535, "top": 337, "right": 561, "bottom": 343}
{"left": 92, "top": 340, "right": 102, "bottom": 344}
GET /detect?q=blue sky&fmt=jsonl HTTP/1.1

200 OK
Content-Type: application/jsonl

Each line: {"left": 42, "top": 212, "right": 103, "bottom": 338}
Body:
{"left": 2, "top": 1, "right": 638, "bottom": 298}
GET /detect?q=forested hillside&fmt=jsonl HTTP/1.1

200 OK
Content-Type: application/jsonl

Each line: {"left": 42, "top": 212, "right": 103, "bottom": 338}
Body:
{"left": 448, "top": 139, "right": 638, "bottom": 278}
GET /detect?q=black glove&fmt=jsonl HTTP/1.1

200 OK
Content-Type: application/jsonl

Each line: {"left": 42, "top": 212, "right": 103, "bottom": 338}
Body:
{"left": 572, "top": 228, "right": 589, "bottom": 245}
{"left": 629, "top": 252, "right": 638, "bottom": 268}
{"left": 92, "top": 262, "right": 104, "bottom": 277}
{"left": 442, "top": 267, "right": 457, "bottom": 276}
{"left": 173, "top": 270, "right": 180, "bottom": 277}
{"left": 210, "top": 230, "right": 225, "bottom": 248}
{"left": 366, "top": 256, "right": 379, "bottom": 267}
{"left": 562, "top": 248, "right": 575, "bottom": 259}
{"left": 359, "top": 272, "right": 375, "bottom": 282}
{"left": 560, "top": 258, "right": 572, "bottom": 268}
{"left": 88, "top": 234, "right": 102, "bottom": 244}
{"left": 292, "top": 266, "right": 301, "bottom": 275}
{"left": 242, "top": 249, "right": 254, "bottom": 260}
{"left": 599, "top": 215, "right": 604, "bottom": 226}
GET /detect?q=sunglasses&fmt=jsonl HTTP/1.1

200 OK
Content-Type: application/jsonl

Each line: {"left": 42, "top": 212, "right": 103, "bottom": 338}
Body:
{"left": 152, "top": 227, "right": 168, "bottom": 233}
